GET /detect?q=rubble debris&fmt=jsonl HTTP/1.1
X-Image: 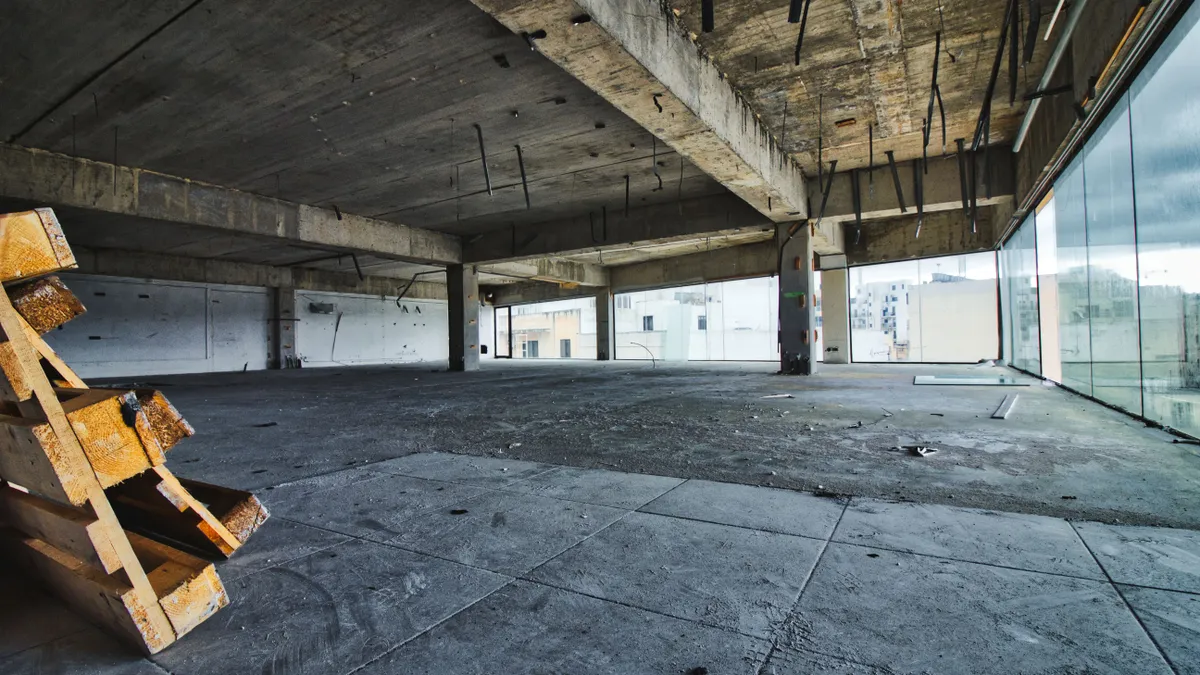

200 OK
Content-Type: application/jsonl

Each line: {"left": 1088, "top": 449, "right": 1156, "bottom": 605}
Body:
{"left": 450, "top": 509, "right": 470, "bottom": 515}
{"left": 848, "top": 421, "right": 863, "bottom": 429}
{"left": 1061, "top": 495, "right": 1077, "bottom": 500}
{"left": 992, "top": 393, "right": 1019, "bottom": 419}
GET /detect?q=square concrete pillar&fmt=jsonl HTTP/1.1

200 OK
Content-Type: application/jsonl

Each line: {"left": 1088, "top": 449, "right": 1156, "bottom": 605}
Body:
{"left": 820, "top": 267, "right": 850, "bottom": 364}
{"left": 447, "top": 264, "right": 480, "bottom": 372}
{"left": 595, "top": 287, "right": 614, "bottom": 361}
{"left": 778, "top": 224, "right": 817, "bottom": 375}
{"left": 270, "top": 287, "right": 298, "bottom": 369}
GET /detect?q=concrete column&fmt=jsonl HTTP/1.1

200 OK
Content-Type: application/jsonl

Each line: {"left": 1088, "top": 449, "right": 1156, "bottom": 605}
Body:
{"left": 820, "top": 268, "right": 850, "bottom": 364}
{"left": 447, "top": 264, "right": 480, "bottom": 371}
{"left": 270, "top": 287, "right": 298, "bottom": 369}
{"left": 595, "top": 287, "right": 614, "bottom": 361}
{"left": 778, "top": 224, "right": 817, "bottom": 375}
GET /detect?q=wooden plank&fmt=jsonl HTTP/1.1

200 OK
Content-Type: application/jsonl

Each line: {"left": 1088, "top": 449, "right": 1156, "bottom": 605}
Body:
{"left": 0, "top": 483, "right": 123, "bottom": 573}
{"left": 135, "top": 390, "right": 194, "bottom": 452}
{"left": 0, "top": 412, "right": 88, "bottom": 505}
{"left": 992, "top": 393, "right": 1020, "bottom": 419}
{"left": 128, "top": 532, "right": 228, "bottom": 638}
{"left": 0, "top": 285, "right": 176, "bottom": 647}
{"left": 0, "top": 527, "right": 172, "bottom": 654}
{"left": 0, "top": 390, "right": 161, "bottom": 493}
{"left": 178, "top": 477, "right": 270, "bottom": 545}
{"left": 0, "top": 311, "right": 87, "bottom": 398}
{"left": 0, "top": 209, "right": 76, "bottom": 284}
{"left": 153, "top": 466, "right": 242, "bottom": 555}
{"left": 9, "top": 276, "right": 86, "bottom": 333}
{"left": 109, "top": 469, "right": 243, "bottom": 558}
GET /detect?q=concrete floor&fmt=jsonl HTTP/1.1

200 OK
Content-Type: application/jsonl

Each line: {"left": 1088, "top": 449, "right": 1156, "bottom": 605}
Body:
{"left": 127, "top": 360, "right": 1198, "bottom": 528}
{"left": 3, "top": 452, "right": 1199, "bottom": 673}
{"left": 2, "top": 361, "right": 1199, "bottom": 673}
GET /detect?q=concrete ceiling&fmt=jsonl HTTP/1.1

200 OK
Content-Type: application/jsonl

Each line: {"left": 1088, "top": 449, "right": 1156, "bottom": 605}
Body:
{"left": 559, "top": 230, "right": 775, "bottom": 267}
{"left": 669, "top": 0, "right": 1053, "bottom": 173}
{"left": 1, "top": 0, "right": 728, "bottom": 237}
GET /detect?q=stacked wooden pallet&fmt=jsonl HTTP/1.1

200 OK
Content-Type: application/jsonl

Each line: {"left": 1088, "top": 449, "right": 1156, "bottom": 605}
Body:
{"left": 0, "top": 208, "right": 269, "bottom": 653}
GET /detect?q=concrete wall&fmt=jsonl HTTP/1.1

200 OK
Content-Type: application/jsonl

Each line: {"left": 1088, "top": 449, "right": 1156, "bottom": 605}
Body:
{"left": 46, "top": 275, "right": 449, "bottom": 377}
{"left": 47, "top": 274, "right": 271, "bottom": 378}
{"left": 294, "top": 290, "right": 447, "bottom": 368}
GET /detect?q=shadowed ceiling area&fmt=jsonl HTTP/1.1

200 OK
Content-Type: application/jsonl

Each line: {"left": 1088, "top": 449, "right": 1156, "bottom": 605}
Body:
{"left": 1, "top": 0, "right": 728, "bottom": 237}
{"left": 669, "top": 0, "right": 1053, "bottom": 174}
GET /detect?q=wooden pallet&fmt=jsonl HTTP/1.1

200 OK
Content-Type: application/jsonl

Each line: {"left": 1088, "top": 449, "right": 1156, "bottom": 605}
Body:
{"left": 0, "top": 208, "right": 267, "bottom": 653}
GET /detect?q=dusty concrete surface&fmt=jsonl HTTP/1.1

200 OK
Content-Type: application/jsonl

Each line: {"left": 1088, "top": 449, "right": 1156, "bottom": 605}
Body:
{"left": 3, "top": 452, "right": 1196, "bottom": 674}
{"left": 120, "top": 360, "right": 1199, "bottom": 529}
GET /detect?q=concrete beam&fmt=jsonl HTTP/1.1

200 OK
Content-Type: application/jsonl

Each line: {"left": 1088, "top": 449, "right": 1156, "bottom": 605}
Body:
{"left": 479, "top": 258, "right": 608, "bottom": 287}
{"left": 485, "top": 281, "right": 594, "bottom": 307}
{"left": 610, "top": 240, "right": 775, "bottom": 293}
{"left": 469, "top": 0, "right": 811, "bottom": 229}
{"left": 812, "top": 148, "right": 1015, "bottom": 226}
{"left": 71, "top": 246, "right": 447, "bottom": 300}
{"left": 844, "top": 200, "right": 1014, "bottom": 267}
{"left": 0, "top": 144, "right": 460, "bottom": 265}
{"left": 464, "top": 194, "right": 772, "bottom": 264}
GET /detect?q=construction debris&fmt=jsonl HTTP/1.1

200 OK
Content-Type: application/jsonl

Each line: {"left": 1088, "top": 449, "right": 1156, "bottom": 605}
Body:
{"left": 992, "top": 394, "right": 1019, "bottom": 419}
{"left": 0, "top": 208, "right": 267, "bottom": 654}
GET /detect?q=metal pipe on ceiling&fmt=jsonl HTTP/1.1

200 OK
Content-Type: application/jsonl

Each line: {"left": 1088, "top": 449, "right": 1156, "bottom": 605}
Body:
{"left": 1012, "top": 0, "right": 1091, "bottom": 153}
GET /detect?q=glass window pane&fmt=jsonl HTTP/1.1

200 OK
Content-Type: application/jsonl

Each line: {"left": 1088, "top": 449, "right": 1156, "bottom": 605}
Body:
{"left": 1084, "top": 100, "right": 1142, "bottom": 414}
{"left": 494, "top": 306, "right": 511, "bottom": 357}
{"left": 1131, "top": 2, "right": 1200, "bottom": 437}
{"left": 509, "top": 297, "right": 596, "bottom": 360}
{"left": 850, "top": 253, "right": 998, "bottom": 363}
{"left": 614, "top": 277, "right": 779, "bottom": 361}
{"left": 1054, "top": 158, "right": 1093, "bottom": 395}
{"left": 1002, "top": 218, "right": 1041, "bottom": 374}
{"left": 1036, "top": 197, "right": 1062, "bottom": 382}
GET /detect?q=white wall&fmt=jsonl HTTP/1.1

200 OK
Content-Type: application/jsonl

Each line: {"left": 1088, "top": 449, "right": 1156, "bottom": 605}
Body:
{"left": 44, "top": 275, "right": 450, "bottom": 377}
{"left": 295, "top": 291, "right": 447, "bottom": 367}
{"left": 47, "top": 274, "right": 271, "bottom": 378}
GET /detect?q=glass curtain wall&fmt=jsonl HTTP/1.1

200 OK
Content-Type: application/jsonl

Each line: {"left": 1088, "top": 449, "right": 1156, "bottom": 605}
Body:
{"left": 1130, "top": 3, "right": 1200, "bottom": 434}
{"left": 507, "top": 297, "right": 596, "bottom": 360}
{"left": 850, "top": 252, "right": 1000, "bottom": 363}
{"left": 1000, "top": 217, "right": 1041, "bottom": 373}
{"left": 614, "top": 277, "right": 779, "bottom": 361}
{"left": 997, "top": 1, "right": 1200, "bottom": 437}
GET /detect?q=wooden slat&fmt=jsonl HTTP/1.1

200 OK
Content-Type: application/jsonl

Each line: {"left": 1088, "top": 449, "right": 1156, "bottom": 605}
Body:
{"left": 108, "top": 468, "right": 243, "bottom": 558}
{"left": 0, "top": 483, "right": 123, "bottom": 573}
{"left": 0, "top": 390, "right": 159, "bottom": 494}
{"left": 0, "top": 282, "right": 177, "bottom": 647}
{"left": 128, "top": 532, "right": 228, "bottom": 638}
{"left": 0, "top": 527, "right": 172, "bottom": 654}
{"left": 0, "top": 209, "right": 76, "bottom": 284}
{"left": 57, "top": 388, "right": 168, "bottom": 467}
{"left": 9, "top": 276, "right": 86, "bottom": 333}
{"left": 178, "top": 477, "right": 270, "bottom": 545}
{"left": 135, "top": 390, "right": 194, "bottom": 452}
{"left": 0, "top": 416, "right": 82, "bottom": 504}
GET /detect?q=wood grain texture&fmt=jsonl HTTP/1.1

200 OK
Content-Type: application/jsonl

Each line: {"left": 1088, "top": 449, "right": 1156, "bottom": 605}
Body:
{"left": 0, "top": 209, "right": 76, "bottom": 283}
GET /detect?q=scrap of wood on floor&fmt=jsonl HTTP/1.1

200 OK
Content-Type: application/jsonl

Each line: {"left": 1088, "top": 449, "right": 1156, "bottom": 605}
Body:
{"left": 0, "top": 208, "right": 268, "bottom": 654}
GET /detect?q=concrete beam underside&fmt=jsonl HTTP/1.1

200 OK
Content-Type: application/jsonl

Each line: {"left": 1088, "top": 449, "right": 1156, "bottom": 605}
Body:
{"left": 464, "top": 194, "right": 772, "bottom": 264}
{"left": 469, "top": 0, "right": 842, "bottom": 249}
{"left": 480, "top": 259, "right": 608, "bottom": 287}
{"left": 813, "top": 148, "right": 1015, "bottom": 227}
{"left": 0, "top": 143, "right": 461, "bottom": 265}
{"left": 72, "top": 246, "right": 447, "bottom": 300}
